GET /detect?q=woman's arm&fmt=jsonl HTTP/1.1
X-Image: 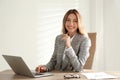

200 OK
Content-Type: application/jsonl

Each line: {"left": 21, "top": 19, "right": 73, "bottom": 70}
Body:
{"left": 46, "top": 36, "right": 59, "bottom": 71}
{"left": 65, "top": 38, "right": 91, "bottom": 71}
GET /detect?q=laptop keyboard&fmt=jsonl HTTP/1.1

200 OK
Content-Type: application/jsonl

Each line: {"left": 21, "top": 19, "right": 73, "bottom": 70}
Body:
{"left": 34, "top": 72, "right": 44, "bottom": 75}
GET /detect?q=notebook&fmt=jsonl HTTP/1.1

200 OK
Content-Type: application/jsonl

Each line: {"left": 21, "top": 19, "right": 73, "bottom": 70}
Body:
{"left": 2, "top": 55, "right": 53, "bottom": 78}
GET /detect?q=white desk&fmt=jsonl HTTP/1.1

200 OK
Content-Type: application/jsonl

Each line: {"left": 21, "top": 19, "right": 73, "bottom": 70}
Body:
{"left": 0, "top": 69, "right": 120, "bottom": 80}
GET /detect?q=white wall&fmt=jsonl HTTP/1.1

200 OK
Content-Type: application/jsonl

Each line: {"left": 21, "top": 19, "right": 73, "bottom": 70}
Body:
{"left": 1, "top": 0, "right": 120, "bottom": 72}
{"left": 103, "top": 0, "right": 120, "bottom": 71}
{"left": 91, "top": 0, "right": 120, "bottom": 71}
{"left": 0, "top": 0, "right": 90, "bottom": 71}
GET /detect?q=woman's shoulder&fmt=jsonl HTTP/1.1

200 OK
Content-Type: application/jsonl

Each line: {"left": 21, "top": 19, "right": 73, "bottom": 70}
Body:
{"left": 54, "top": 34, "right": 63, "bottom": 41}
{"left": 76, "top": 33, "right": 88, "bottom": 39}
{"left": 76, "top": 33, "right": 91, "bottom": 42}
{"left": 56, "top": 34, "right": 62, "bottom": 38}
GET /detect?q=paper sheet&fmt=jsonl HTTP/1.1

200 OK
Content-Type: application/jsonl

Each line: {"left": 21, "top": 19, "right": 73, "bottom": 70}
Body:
{"left": 81, "top": 72, "right": 118, "bottom": 79}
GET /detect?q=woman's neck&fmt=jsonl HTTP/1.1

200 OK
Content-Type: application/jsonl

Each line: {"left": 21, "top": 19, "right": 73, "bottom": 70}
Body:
{"left": 68, "top": 32, "right": 76, "bottom": 38}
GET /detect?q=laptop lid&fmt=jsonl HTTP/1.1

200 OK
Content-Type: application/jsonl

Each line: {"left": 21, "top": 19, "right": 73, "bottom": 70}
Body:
{"left": 2, "top": 55, "right": 52, "bottom": 78}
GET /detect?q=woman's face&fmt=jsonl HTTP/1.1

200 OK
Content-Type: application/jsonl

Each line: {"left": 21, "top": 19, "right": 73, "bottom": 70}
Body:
{"left": 65, "top": 13, "right": 78, "bottom": 35}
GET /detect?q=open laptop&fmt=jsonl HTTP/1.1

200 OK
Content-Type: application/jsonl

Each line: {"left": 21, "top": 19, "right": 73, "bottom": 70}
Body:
{"left": 2, "top": 55, "right": 53, "bottom": 78}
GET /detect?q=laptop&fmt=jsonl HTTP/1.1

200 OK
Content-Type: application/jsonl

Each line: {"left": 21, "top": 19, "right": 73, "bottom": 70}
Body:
{"left": 2, "top": 55, "right": 53, "bottom": 78}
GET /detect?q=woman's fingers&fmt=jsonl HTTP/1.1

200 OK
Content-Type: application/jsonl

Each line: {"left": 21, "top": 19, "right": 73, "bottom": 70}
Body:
{"left": 35, "top": 65, "right": 47, "bottom": 73}
{"left": 62, "top": 34, "right": 69, "bottom": 40}
{"left": 35, "top": 65, "right": 42, "bottom": 73}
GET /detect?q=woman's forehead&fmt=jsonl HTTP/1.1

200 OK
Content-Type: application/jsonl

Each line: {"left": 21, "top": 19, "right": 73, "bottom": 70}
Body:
{"left": 67, "top": 13, "right": 77, "bottom": 19}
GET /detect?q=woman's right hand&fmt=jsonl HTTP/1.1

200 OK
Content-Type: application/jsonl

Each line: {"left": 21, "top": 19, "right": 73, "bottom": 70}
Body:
{"left": 62, "top": 34, "right": 71, "bottom": 48}
{"left": 35, "top": 65, "right": 47, "bottom": 73}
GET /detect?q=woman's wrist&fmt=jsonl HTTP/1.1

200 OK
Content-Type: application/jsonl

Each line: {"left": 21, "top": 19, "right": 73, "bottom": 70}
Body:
{"left": 66, "top": 45, "right": 71, "bottom": 48}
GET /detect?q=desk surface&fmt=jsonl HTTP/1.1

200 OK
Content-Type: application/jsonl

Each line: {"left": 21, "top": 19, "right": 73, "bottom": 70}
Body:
{"left": 0, "top": 70, "right": 120, "bottom": 80}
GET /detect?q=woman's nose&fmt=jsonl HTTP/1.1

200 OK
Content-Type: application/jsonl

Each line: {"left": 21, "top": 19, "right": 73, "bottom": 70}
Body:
{"left": 70, "top": 21, "right": 74, "bottom": 26}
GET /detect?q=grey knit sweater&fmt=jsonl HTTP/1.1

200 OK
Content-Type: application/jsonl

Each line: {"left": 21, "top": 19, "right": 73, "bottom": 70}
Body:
{"left": 46, "top": 33, "right": 91, "bottom": 72}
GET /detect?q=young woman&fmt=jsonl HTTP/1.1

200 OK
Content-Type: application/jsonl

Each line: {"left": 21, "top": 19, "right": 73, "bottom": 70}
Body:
{"left": 36, "top": 9, "right": 91, "bottom": 72}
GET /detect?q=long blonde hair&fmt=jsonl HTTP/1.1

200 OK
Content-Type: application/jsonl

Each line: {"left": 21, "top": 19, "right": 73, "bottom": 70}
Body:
{"left": 62, "top": 9, "right": 86, "bottom": 35}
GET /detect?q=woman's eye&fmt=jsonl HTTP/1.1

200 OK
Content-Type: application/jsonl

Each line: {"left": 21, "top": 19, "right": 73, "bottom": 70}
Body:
{"left": 66, "top": 19, "right": 70, "bottom": 21}
{"left": 74, "top": 20, "right": 78, "bottom": 22}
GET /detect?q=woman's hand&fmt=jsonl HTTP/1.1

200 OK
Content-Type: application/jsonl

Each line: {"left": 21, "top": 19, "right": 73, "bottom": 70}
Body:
{"left": 35, "top": 65, "right": 47, "bottom": 73}
{"left": 62, "top": 34, "right": 71, "bottom": 48}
